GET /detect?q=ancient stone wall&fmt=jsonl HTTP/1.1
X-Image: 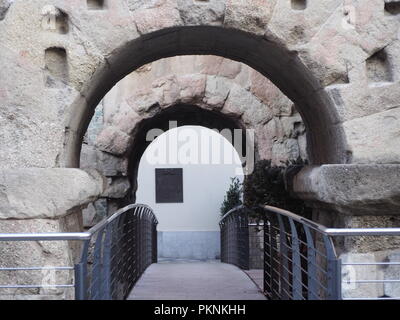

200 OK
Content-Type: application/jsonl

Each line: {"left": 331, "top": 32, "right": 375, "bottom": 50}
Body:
{"left": 0, "top": 0, "right": 400, "bottom": 299}
{"left": 0, "top": 0, "right": 399, "bottom": 168}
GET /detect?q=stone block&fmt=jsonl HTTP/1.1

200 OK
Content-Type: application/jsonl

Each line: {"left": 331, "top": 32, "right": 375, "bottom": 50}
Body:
{"left": 384, "top": 252, "right": 400, "bottom": 298}
{"left": 292, "top": 164, "right": 400, "bottom": 215}
{"left": 0, "top": 168, "right": 105, "bottom": 219}
{"left": 102, "top": 177, "right": 130, "bottom": 199}
{"left": 80, "top": 144, "right": 128, "bottom": 177}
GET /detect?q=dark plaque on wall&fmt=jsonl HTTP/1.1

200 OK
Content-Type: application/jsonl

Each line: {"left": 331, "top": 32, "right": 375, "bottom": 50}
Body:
{"left": 155, "top": 168, "right": 183, "bottom": 203}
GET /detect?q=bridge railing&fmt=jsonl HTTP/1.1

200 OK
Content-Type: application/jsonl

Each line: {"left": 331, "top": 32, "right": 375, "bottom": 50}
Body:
{"left": 261, "top": 205, "right": 341, "bottom": 300}
{"left": 220, "top": 205, "right": 400, "bottom": 300}
{"left": 219, "top": 205, "right": 249, "bottom": 270}
{"left": 0, "top": 204, "right": 158, "bottom": 300}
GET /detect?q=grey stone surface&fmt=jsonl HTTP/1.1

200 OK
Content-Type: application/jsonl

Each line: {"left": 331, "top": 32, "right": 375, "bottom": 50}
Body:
{"left": 0, "top": 212, "right": 80, "bottom": 300}
{"left": 0, "top": 168, "right": 105, "bottom": 219}
{"left": 341, "top": 252, "right": 385, "bottom": 299}
{"left": 80, "top": 144, "right": 128, "bottom": 177}
{"left": 340, "top": 249, "right": 400, "bottom": 299}
{"left": 0, "top": 0, "right": 400, "bottom": 301}
{"left": 128, "top": 260, "right": 266, "bottom": 300}
{"left": 292, "top": 164, "right": 400, "bottom": 215}
{"left": 0, "top": 0, "right": 398, "bottom": 169}
{"left": 82, "top": 198, "right": 108, "bottom": 228}
{"left": 102, "top": 177, "right": 130, "bottom": 199}
{"left": 178, "top": 0, "right": 225, "bottom": 26}
{"left": 384, "top": 252, "right": 400, "bottom": 298}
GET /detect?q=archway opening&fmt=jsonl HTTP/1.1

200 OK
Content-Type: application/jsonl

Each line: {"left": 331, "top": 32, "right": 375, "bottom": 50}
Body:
{"left": 66, "top": 26, "right": 347, "bottom": 169}
{"left": 127, "top": 104, "right": 248, "bottom": 201}
{"left": 80, "top": 54, "right": 309, "bottom": 230}
{"left": 70, "top": 25, "right": 347, "bottom": 299}
{"left": 136, "top": 125, "right": 244, "bottom": 261}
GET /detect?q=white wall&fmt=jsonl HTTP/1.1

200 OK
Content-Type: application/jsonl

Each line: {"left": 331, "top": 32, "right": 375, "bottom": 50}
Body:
{"left": 137, "top": 126, "right": 244, "bottom": 231}
{"left": 136, "top": 126, "right": 244, "bottom": 259}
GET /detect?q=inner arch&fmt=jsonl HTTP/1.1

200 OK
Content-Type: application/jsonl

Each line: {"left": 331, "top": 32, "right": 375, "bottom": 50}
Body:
{"left": 127, "top": 104, "right": 248, "bottom": 201}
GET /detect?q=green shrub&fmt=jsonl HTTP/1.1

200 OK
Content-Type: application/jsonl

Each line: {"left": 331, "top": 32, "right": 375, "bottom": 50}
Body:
{"left": 220, "top": 177, "right": 243, "bottom": 217}
{"left": 243, "top": 159, "right": 311, "bottom": 219}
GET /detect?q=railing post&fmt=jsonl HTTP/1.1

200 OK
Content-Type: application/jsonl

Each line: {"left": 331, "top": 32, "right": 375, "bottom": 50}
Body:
{"left": 75, "top": 239, "right": 89, "bottom": 300}
{"left": 303, "top": 225, "right": 318, "bottom": 300}
{"left": 277, "top": 215, "right": 290, "bottom": 300}
{"left": 102, "top": 224, "right": 112, "bottom": 300}
{"left": 263, "top": 220, "right": 272, "bottom": 299}
{"left": 220, "top": 206, "right": 250, "bottom": 270}
{"left": 323, "top": 235, "right": 340, "bottom": 300}
{"left": 269, "top": 214, "right": 280, "bottom": 300}
{"left": 336, "top": 259, "right": 342, "bottom": 300}
{"left": 153, "top": 220, "right": 158, "bottom": 263}
{"left": 289, "top": 218, "right": 303, "bottom": 300}
{"left": 74, "top": 262, "right": 86, "bottom": 300}
{"left": 325, "top": 257, "right": 342, "bottom": 300}
{"left": 239, "top": 211, "right": 250, "bottom": 270}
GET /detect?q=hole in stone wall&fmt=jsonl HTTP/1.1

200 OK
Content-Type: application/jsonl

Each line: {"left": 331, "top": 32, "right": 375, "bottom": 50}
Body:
{"left": 44, "top": 47, "right": 69, "bottom": 88}
{"left": 55, "top": 10, "right": 69, "bottom": 34}
{"left": 366, "top": 49, "right": 393, "bottom": 83}
{"left": 291, "top": 0, "right": 307, "bottom": 10}
{"left": 87, "top": 0, "right": 105, "bottom": 10}
{"left": 41, "top": 6, "right": 69, "bottom": 34}
{"left": 0, "top": 0, "right": 12, "bottom": 21}
{"left": 385, "top": 1, "right": 400, "bottom": 15}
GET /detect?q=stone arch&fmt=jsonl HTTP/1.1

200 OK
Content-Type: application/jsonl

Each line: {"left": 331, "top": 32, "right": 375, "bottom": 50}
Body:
{"left": 80, "top": 60, "right": 308, "bottom": 212}
{"left": 81, "top": 102, "right": 252, "bottom": 226}
{"left": 91, "top": 67, "right": 305, "bottom": 160}
{"left": 127, "top": 104, "right": 248, "bottom": 201}
{"left": 66, "top": 26, "right": 346, "bottom": 169}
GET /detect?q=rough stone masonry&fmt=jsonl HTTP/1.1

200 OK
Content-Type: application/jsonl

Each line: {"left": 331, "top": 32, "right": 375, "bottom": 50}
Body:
{"left": 0, "top": 0, "right": 399, "bottom": 299}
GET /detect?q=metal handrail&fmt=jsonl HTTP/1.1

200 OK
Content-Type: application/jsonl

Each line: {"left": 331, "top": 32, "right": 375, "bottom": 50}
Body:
{"left": 220, "top": 205, "right": 250, "bottom": 270}
{"left": 0, "top": 232, "right": 91, "bottom": 241}
{"left": 262, "top": 205, "right": 400, "bottom": 236}
{"left": 221, "top": 204, "right": 400, "bottom": 237}
{"left": 75, "top": 203, "right": 158, "bottom": 300}
{"left": 86, "top": 203, "right": 157, "bottom": 234}
{"left": 0, "top": 203, "right": 158, "bottom": 300}
{"left": 220, "top": 205, "right": 400, "bottom": 300}
{"left": 0, "top": 204, "right": 158, "bottom": 242}
{"left": 220, "top": 204, "right": 400, "bottom": 300}
{"left": 219, "top": 205, "right": 245, "bottom": 223}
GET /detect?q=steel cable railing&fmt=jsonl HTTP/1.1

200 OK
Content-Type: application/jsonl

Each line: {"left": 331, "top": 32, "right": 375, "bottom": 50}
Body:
{"left": 0, "top": 204, "right": 158, "bottom": 300}
{"left": 219, "top": 206, "right": 249, "bottom": 270}
{"left": 220, "top": 205, "right": 400, "bottom": 300}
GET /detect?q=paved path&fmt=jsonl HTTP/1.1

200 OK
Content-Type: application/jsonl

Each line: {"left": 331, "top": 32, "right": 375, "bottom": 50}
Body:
{"left": 127, "top": 259, "right": 266, "bottom": 300}
{"left": 244, "top": 270, "right": 264, "bottom": 292}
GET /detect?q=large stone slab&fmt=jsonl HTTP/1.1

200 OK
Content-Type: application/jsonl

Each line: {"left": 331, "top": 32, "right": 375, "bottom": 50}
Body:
{"left": 0, "top": 212, "right": 82, "bottom": 300}
{"left": 292, "top": 165, "right": 400, "bottom": 215}
{"left": 0, "top": 168, "right": 106, "bottom": 219}
{"left": 384, "top": 252, "right": 400, "bottom": 298}
{"left": 341, "top": 252, "right": 384, "bottom": 299}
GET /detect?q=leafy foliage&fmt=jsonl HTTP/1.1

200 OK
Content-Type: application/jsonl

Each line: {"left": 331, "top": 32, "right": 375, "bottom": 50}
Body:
{"left": 220, "top": 177, "right": 243, "bottom": 217}
{"left": 243, "top": 159, "right": 311, "bottom": 219}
